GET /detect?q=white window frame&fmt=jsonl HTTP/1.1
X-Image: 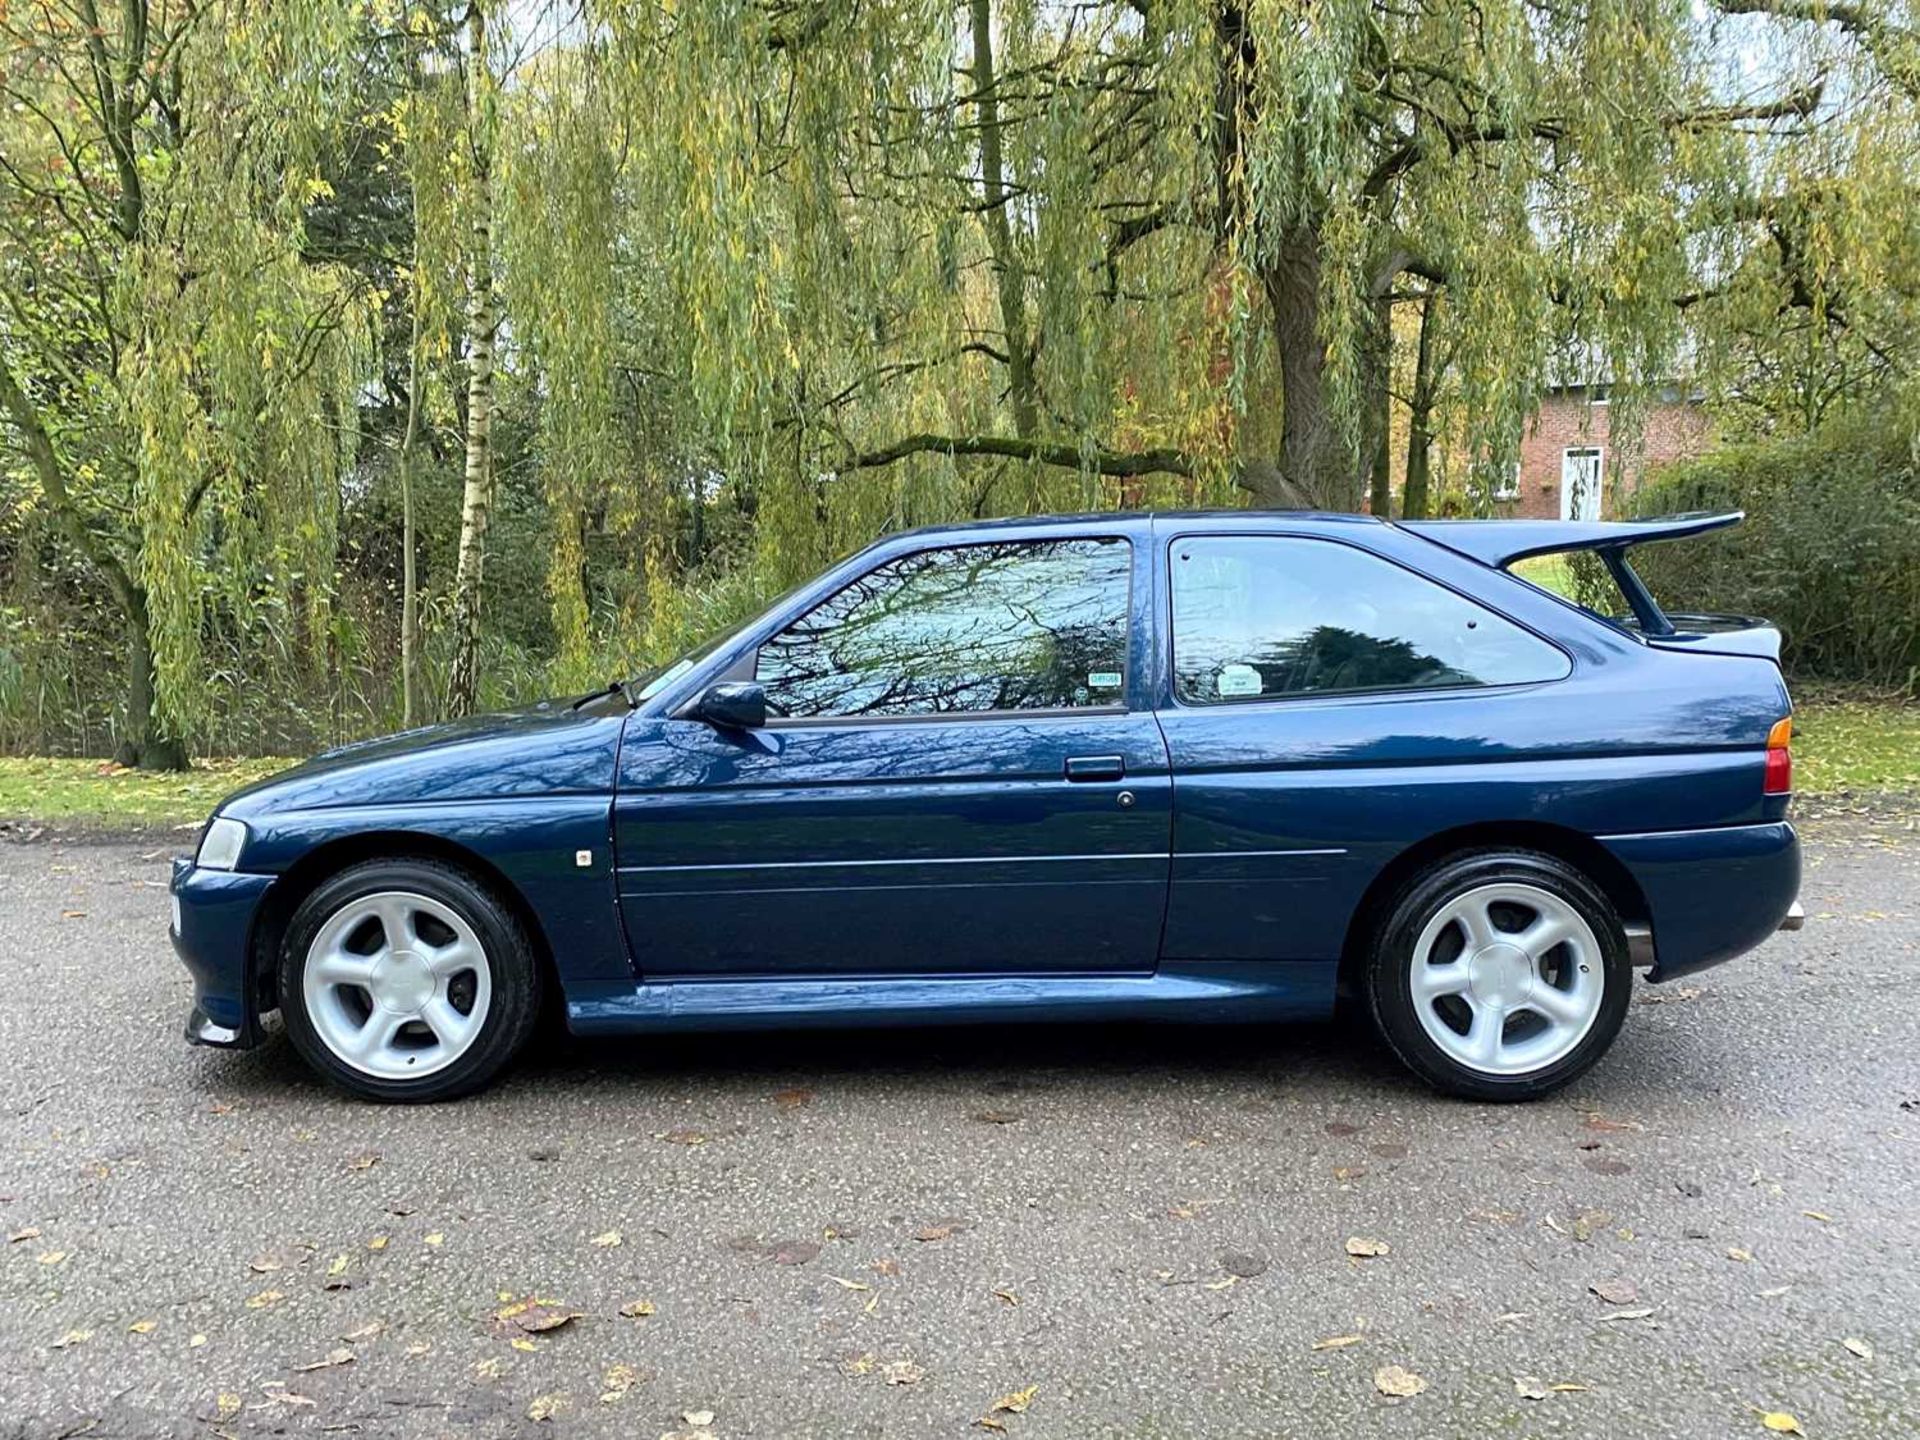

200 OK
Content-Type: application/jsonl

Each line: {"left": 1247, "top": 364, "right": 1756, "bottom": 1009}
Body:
{"left": 1560, "top": 447, "right": 1604, "bottom": 521}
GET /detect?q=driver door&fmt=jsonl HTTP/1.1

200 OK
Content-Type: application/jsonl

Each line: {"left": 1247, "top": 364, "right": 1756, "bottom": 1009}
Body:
{"left": 613, "top": 534, "right": 1171, "bottom": 978}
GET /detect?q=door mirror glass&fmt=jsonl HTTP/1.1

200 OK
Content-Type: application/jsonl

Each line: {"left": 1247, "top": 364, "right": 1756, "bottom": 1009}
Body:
{"left": 692, "top": 681, "right": 768, "bottom": 730}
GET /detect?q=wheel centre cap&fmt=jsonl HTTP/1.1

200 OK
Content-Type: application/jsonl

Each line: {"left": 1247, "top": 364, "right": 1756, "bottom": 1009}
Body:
{"left": 1468, "top": 942, "right": 1533, "bottom": 1009}
{"left": 370, "top": 950, "right": 434, "bottom": 1014}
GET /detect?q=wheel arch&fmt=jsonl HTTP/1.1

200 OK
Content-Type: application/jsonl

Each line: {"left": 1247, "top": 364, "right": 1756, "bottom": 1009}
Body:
{"left": 1335, "top": 820, "right": 1652, "bottom": 1005}
{"left": 247, "top": 830, "right": 560, "bottom": 1018}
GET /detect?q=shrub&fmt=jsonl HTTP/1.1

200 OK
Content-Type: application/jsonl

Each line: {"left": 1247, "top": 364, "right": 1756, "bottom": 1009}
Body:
{"left": 1629, "top": 413, "right": 1920, "bottom": 695}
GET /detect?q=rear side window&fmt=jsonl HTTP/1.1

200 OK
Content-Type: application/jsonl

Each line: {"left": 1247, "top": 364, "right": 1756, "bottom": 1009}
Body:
{"left": 1170, "top": 536, "right": 1569, "bottom": 704}
{"left": 756, "top": 537, "right": 1131, "bottom": 719}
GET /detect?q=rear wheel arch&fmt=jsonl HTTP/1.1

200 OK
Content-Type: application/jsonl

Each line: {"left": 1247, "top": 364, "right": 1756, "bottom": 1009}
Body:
{"left": 248, "top": 831, "right": 559, "bottom": 1021}
{"left": 1336, "top": 820, "right": 1650, "bottom": 1005}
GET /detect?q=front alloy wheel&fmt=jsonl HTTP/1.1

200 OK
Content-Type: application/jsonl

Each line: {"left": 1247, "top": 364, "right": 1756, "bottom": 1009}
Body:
{"left": 280, "top": 858, "right": 540, "bottom": 1102}
{"left": 1367, "top": 850, "right": 1631, "bottom": 1101}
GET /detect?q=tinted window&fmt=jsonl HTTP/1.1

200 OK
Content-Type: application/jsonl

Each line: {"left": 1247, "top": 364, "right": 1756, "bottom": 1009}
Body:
{"left": 757, "top": 538, "right": 1131, "bottom": 719}
{"left": 1171, "top": 536, "right": 1568, "bottom": 703}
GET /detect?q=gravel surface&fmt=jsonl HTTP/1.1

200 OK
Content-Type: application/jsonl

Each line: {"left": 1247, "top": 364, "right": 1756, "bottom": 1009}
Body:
{"left": 2, "top": 814, "right": 1916, "bottom": 1439}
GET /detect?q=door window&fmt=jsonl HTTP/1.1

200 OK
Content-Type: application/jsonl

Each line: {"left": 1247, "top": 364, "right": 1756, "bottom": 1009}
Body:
{"left": 1170, "top": 536, "right": 1569, "bottom": 704}
{"left": 756, "top": 538, "right": 1131, "bottom": 720}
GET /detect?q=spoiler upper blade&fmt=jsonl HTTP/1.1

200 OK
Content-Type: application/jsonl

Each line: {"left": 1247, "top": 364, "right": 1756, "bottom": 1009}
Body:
{"left": 1397, "top": 511, "right": 1744, "bottom": 568}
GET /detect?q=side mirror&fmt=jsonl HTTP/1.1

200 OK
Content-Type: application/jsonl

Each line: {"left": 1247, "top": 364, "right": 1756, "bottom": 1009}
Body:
{"left": 691, "top": 681, "right": 768, "bottom": 730}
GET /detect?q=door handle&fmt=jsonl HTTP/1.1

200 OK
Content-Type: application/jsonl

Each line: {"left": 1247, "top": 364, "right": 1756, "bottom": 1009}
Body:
{"left": 1064, "top": 755, "right": 1126, "bottom": 782}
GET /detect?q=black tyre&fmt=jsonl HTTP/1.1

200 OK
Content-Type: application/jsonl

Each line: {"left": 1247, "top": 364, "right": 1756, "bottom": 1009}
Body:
{"left": 1364, "top": 849, "right": 1631, "bottom": 1102}
{"left": 278, "top": 857, "right": 541, "bottom": 1103}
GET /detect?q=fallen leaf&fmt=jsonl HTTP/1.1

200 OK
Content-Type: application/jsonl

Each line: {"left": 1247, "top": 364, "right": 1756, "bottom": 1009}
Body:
{"left": 972, "top": 1109, "right": 1022, "bottom": 1125}
{"left": 508, "top": 1299, "right": 582, "bottom": 1335}
{"left": 1374, "top": 1364, "right": 1427, "bottom": 1398}
{"left": 1332, "top": 1165, "right": 1367, "bottom": 1182}
{"left": 345, "top": 1152, "right": 380, "bottom": 1172}
{"left": 51, "top": 1328, "right": 92, "bottom": 1349}
{"left": 988, "top": 1384, "right": 1039, "bottom": 1415}
{"left": 293, "top": 1347, "right": 355, "bottom": 1372}
{"left": 341, "top": 1321, "right": 384, "bottom": 1341}
{"left": 916, "top": 1226, "right": 955, "bottom": 1243}
{"left": 61, "top": 909, "right": 87, "bottom": 919}
{"left": 660, "top": 1128, "right": 707, "bottom": 1146}
{"left": 1842, "top": 1337, "right": 1872, "bottom": 1360}
{"left": 844, "top": 1353, "right": 876, "bottom": 1376}
{"left": 128, "top": 1319, "right": 157, "bottom": 1334}
{"left": 1551, "top": 1382, "right": 1592, "bottom": 1393}
{"left": 590, "top": 1229, "right": 623, "bottom": 1248}
{"left": 511, "top": 1337, "right": 538, "bottom": 1353}
{"left": 189, "top": 1333, "right": 207, "bottom": 1349}
{"left": 367, "top": 1235, "right": 389, "bottom": 1251}
{"left": 245, "top": 1288, "right": 285, "bottom": 1309}
{"left": 1514, "top": 1376, "right": 1548, "bottom": 1401}
{"left": 1345, "top": 1236, "right": 1390, "bottom": 1258}
{"left": 37, "top": 1250, "right": 67, "bottom": 1266}
{"left": 618, "top": 1299, "right": 657, "bottom": 1318}
{"left": 406, "top": 1341, "right": 431, "bottom": 1355}
{"left": 1758, "top": 1412, "right": 1804, "bottom": 1435}
{"left": 600, "top": 1363, "right": 639, "bottom": 1403}
{"left": 684, "top": 1411, "right": 716, "bottom": 1427}
{"left": 1802, "top": 1211, "right": 1832, "bottom": 1224}
{"left": 1313, "top": 1334, "right": 1364, "bottom": 1350}
{"left": 1759, "top": 1285, "right": 1792, "bottom": 1298}
{"left": 1600, "top": 1307, "right": 1657, "bottom": 1322}
{"left": 327, "top": 1253, "right": 350, "bottom": 1277}
{"left": 773, "top": 1087, "right": 814, "bottom": 1109}
{"left": 1728, "top": 1247, "right": 1755, "bottom": 1263}
{"left": 772, "top": 1239, "right": 820, "bottom": 1265}
{"left": 423, "top": 1232, "right": 444, "bottom": 1247}
{"left": 7, "top": 1226, "right": 41, "bottom": 1243}
{"left": 991, "top": 1287, "right": 1019, "bottom": 1307}
{"left": 473, "top": 1356, "right": 505, "bottom": 1379}
{"left": 214, "top": 1392, "right": 242, "bottom": 1422}
{"left": 527, "top": 1392, "right": 571, "bottom": 1422}
{"left": 1590, "top": 1278, "right": 1639, "bottom": 1304}
{"left": 828, "top": 1275, "right": 871, "bottom": 1291}
{"left": 883, "top": 1359, "right": 925, "bottom": 1385}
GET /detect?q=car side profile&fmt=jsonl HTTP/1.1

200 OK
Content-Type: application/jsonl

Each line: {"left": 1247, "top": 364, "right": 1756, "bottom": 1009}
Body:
{"left": 171, "top": 509, "right": 1802, "bottom": 1103}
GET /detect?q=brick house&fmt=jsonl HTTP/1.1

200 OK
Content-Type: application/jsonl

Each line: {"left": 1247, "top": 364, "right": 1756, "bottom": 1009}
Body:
{"left": 1500, "top": 383, "right": 1711, "bottom": 519}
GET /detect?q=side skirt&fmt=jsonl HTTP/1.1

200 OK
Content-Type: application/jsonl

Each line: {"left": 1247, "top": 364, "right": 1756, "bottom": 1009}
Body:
{"left": 564, "top": 963, "right": 1338, "bottom": 1035}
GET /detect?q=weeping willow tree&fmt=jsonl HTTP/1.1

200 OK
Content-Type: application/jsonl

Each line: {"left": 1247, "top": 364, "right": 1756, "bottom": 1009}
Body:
{"left": 546, "top": 0, "right": 1915, "bottom": 541}
{"left": 0, "top": 0, "right": 375, "bottom": 765}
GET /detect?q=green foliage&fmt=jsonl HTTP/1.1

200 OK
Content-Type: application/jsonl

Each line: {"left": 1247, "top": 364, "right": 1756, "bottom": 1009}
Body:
{"left": 1631, "top": 411, "right": 1920, "bottom": 693}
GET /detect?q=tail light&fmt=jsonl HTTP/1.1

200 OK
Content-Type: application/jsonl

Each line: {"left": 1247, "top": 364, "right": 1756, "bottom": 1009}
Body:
{"left": 1763, "top": 716, "right": 1793, "bottom": 795}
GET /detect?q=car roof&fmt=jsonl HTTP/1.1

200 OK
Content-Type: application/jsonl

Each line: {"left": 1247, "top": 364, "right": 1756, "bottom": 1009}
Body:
{"left": 882, "top": 509, "right": 1386, "bottom": 542}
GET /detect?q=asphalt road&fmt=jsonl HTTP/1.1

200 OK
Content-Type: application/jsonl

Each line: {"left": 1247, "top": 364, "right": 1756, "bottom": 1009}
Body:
{"left": 2, "top": 812, "right": 1917, "bottom": 1440}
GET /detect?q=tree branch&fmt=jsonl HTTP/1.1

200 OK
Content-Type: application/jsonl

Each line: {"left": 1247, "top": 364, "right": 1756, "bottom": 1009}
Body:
{"left": 838, "top": 432, "right": 1192, "bottom": 478}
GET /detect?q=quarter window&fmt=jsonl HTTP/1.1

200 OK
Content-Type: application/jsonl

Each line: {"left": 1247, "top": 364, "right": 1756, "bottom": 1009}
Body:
{"left": 1171, "top": 536, "right": 1569, "bottom": 704}
{"left": 756, "top": 538, "right": 1131, "bottom": 720}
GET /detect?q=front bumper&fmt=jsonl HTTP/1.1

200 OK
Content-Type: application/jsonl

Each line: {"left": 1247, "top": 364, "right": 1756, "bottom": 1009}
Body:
{"left": 1599, "top": 820, "right": 1802, "bottom": 983}
{"left": 171, "top": 856, "right": 275, "bottom": 1049}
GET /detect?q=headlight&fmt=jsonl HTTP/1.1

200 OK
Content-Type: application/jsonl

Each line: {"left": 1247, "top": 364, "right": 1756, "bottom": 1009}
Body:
{"left": 195, "top": 816, "right": 249, "bottom": 872}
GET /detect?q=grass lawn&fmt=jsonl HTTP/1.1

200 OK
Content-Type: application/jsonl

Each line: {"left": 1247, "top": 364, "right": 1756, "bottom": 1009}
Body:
{"left": 0, "top": 755, "right": 296, "bottom": 829}
{"left": 0, "top": 693, "right": 1912, "bottom": 830}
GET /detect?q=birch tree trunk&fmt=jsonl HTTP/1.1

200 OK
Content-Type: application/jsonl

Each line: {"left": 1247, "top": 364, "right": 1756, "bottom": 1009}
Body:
{"left": 446, "top": 1, "right": 496, "bottom": 718}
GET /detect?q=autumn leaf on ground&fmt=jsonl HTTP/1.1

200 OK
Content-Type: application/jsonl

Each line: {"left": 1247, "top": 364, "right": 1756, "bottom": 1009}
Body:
{"left": 7, "top": 1226, "right": 40, "bottom": 1243}
{"left": 341, "top": 1321, "right": 383, "bottom": 1341}
{"left": 344, "top": 1151, "right": 380, "bottom": 1172}
{"left": 1590, "top": 1278, "right": 1638, "bottom": 1304}
{"left": 844, "top": 1352, "right": 876, "bottom": 1376}
{"left": 129, "top": 1319, "right": 157, "bottom": 1334}
{"left": 1312, "top": 1334, "right": 1364, "bottom": 1350}
{"left": 772, "top": 1238, "right": 820, "bottom": 1265}
{"left": 618, "top": 1299, "right": 656, "bottom": 1318}
{"left": 915, "top": 1225, "right": 955, "bottom": 1243}
{"left": 1345, "top": 1236, "right": 1389, "bottom": 1258}
{"left": 37, "top": 1250, "right": 67, "bottom": 1266}
{"left": 495, "top": 1296, "right": 582, "bottom": 1335}
{"left": 293, "top": 1347, "right": 355, "bottom": 1372}
{"left": 327, "top": 1253, "right": 350, "bottom": 1277}
{"left": 1599, "top": 1307, "right": 1657, "bottom": 1323}
{"left": 189, "top": 1333, "right": 208, "bottom": 1349}
{"left": 991, "top": 1287, "right": 1018, "bottom": 1306}
{"left": 246, "top": 1288, "right": 285, "bottom": 1309}
{"left": 659, "top": 1128, "right": 707, "bottom": 1146}
{"left": 527, "top": 1392, "right": 571, "bottom": 1422}
{"left": 1374, "top": 1364, "right": 1427, "bottom": 1398}
{"left": 882, "top": 1359, "right": 926, "bottom": 1385}
{"left": 773, "top": 1087, "right": 814, "bottom": 1109}
{"left": 1514, "top": 1376, "right": 1548, "bottom": 1401}
{"left": 423, "top": 1232, "right": 445, "bottom": 1246}
{"left": 1842, "top": 1337, "right": 1872, "bottom": 1360}
{"left": 367, "top": 1235, "right": 389, "bottom": 1251}
{"left": 1757, "top": 1411, "right": 1805, "bottom": 1435}
{"left": 590, "top": 1229, "right": 622, "bottom": 1248}
{"left": 987, "top": 1384, "right": 1039, "bottom": 1416}
{"left": 828, "top": 1275, "right": 871, "bottom": 1291}
{"left": 1728, "top": 1247, "right": 1755, "bottom": 1262}
{"left": 473, "top": 1356, "right": 505, "bottom": 1380}
{"left": 50, "top": 1328, "right": 92, "bottom": 1349}
{"left": 600, "top": 1363, "right": 639, "bottom": 1403}
{"left": 214, "top": 1393, "right": 243, "bottom": 1422}
{"left": 1802, "top": 1211, "right": 1833, "bottom": 1224}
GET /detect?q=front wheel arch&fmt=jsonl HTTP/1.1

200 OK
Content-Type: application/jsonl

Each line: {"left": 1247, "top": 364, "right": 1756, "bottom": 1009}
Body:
{"left": 247, "top": 830, "right": 559, "bottom": 1026}
{"left": 1335, "top": 820, "right": 1650, "bottom": 1010}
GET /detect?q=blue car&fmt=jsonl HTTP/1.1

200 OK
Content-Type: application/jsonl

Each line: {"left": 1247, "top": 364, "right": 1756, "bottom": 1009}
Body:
{"left": 172, "top": 509, "right": 1802, "bottom": 1103}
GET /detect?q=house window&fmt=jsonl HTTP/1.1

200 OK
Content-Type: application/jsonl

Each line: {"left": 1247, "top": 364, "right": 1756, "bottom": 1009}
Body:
{"left": 1493, "top": 463, "right": 1521, "bottom": 502}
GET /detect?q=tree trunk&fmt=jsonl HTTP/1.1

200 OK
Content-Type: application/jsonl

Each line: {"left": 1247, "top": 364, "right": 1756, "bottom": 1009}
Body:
{"left": 1366, "top": 292, "right": 1394, "bottom": 518}
{"left": 969, "top": 0, "right": 1038, "bottom": 438}
{"left": 446, "top": 3, "right": 496, "bottom": 718}
{"left": 113, "top": 590, "right": 188, "bottom": 770}
{"left": 1402, "top": 290, "right": 1439, "bottom": 520}
{"left": 1260, "top": 229, "right": 1359, "bottom": 511}
{"left": 399, "top": 250, "right": 425, "bottom": 728}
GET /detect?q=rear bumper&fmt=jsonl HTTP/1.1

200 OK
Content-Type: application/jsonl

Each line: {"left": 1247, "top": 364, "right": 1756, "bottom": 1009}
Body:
{"left": 171, "top": 856, "right": 274, "bottom": 1049}
{"left": 1598, "top": 821, "right": 1801, "bottom": 983}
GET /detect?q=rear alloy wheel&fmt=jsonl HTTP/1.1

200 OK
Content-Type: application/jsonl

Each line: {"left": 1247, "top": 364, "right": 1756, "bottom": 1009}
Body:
{"left": 280, "top": 859, "right": 539, "bottom": 1102}
{"left": 1366, "top": 850, "right": 1631, "bottom": 1101}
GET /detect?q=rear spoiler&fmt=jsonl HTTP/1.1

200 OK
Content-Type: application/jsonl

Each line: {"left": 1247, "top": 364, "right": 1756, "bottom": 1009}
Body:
{"left": 1396, "top": 511, "right": 1743, "bottom": 568}
{"left": 1401, "top": 510, "right": 1769, "bottom": 652}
